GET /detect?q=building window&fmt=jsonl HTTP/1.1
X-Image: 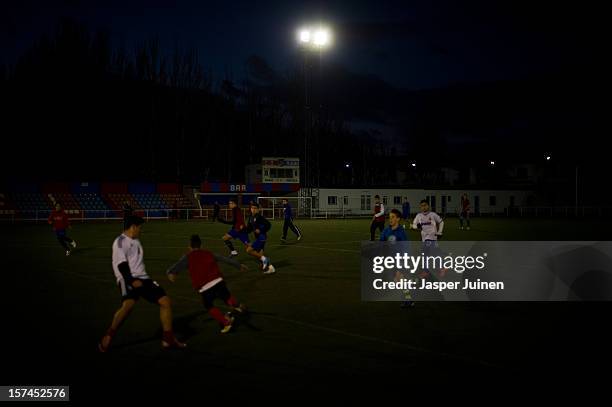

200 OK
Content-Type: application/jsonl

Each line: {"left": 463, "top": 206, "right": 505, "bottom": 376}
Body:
{"left": 489, "top": 196, "right": 497, "bottom": 206}
{"left": 383, "top": 196, "right": 388, "bottom": 205}
{"left": 343, "top": 196, "right": 349, "bottom": 206}
{"left": 328, "top": 196, "right": 338, "bottom": 205}
{"left": 360, "top": 195, "right": 371, "bottom": 210}
{"left": 393, "top": 196, "right": 401, "bottom": 205}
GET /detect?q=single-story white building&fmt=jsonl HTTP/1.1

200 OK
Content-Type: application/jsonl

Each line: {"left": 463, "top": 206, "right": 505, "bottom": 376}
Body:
{"left": 312, "top": 188, "right": 535, "bottom": 216}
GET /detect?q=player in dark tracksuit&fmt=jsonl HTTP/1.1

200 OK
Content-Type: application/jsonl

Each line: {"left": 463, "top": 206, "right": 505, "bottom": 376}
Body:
{"left": 402, "top": 199, "right": 411, "bottom": 222}
{"left": 280, "top": 198, "right": 302, "bottom": 242}
{"left": 212, "top": 201, "right": 221, "bottom": 222}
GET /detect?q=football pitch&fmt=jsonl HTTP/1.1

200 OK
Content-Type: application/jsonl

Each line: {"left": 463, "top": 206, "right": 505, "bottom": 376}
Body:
{"left": 1, "top": 217, "right": 611, "bottom": 398}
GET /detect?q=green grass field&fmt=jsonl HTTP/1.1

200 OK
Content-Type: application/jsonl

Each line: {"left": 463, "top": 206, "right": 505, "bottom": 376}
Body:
{"left": 1, "top": 217, "right": 611, "bottom": 399}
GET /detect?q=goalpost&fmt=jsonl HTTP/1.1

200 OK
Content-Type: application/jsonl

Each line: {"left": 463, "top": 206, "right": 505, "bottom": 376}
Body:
{"left": 256, "top": 196, "right": 313, "bottom": 219}
{"left": 194, "top": 192, "right": 262, "bottom": 219}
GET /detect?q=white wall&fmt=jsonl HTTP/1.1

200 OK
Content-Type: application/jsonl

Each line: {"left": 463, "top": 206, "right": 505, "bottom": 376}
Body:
{"left": 315, "top": 188, "right": 533, "bottom": 215}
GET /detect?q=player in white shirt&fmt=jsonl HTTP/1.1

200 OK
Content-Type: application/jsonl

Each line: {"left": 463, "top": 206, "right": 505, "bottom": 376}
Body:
{"left": 98, "top": 216, "right": 186, "bottom": 352}
{"left": 411, "top": 200, "right": 447, "bottom": 279}
{"left": 412, "top": 200, "right": 444, "bottom": 241}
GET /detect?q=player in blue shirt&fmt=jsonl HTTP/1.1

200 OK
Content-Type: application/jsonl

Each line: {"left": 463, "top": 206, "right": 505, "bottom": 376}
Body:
{"left": 380, "top": 208, "right": 413, "bottom": 308}
{"left": 280, "top": 198, "right": 302, "bottom": 242}
{"left": 380, "top": 208, "right": 408, "bottom": 241}
{"left": 246, "top": 202, "right": 276, "bottom": 274}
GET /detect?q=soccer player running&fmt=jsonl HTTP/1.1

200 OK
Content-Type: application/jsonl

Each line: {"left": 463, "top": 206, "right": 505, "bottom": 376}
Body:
{"left": 380, "top": 209, "right": 413, "bottom": 307}
{"left": 280, "top": 198, "right": 302, "bottom": 242}
{"left": 246, "top": 202, "right": 276, "bottom": 274}
{"left": 48, "top": 203, "right": 76, "bottom": 256}
{"left": 370, "top": 194, "right": 385, "bottom": 241}
{"left": 166, "top": 235, "right": 248, "bottom": 333}
{"left": 412, "top": 199, "right": 446, "bottom": 279}
{"left": 98, "top": 216, "right": 186, "bottom": 352}
{"left": 459, "top": 193, "right": 471, "bottom": 230}
{"left": 219, "top": 199, "right": 249, "bottom": 257}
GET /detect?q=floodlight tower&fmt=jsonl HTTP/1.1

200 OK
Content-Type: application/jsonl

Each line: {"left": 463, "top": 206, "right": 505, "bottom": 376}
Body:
{"left": 297, "top": 26, "right": 332, "bottom": 195}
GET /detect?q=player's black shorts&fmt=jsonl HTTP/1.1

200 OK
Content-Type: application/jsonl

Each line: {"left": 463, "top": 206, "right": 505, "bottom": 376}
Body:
{"left": 119, "top": 278, "right": 167, "bottom": 303}
{"left": 200, "top": 281, "right": 231, "bottom": 309}
{"left": 370, "top": 220, "right": 384, "bottom": 231}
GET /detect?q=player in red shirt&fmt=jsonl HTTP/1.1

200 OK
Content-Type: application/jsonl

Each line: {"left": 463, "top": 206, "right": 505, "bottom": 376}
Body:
{"left": 48, "top": 203, "right": 77, "bottom": 256}
{"left": 370, "top": 194, "right": 386, "bottom": 241}
{"left": 166, "top": 234, "right": 248, "bottom": 333}
{"left": 219, "top": 198, "right": 249, "bottom": 257}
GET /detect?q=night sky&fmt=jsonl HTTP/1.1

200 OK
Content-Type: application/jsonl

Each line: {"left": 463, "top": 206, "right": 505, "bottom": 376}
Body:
{"left": 4, "top": 0, "right": 606, "bottom": 90}
{"left": 1, "top": 0, "right": 608, "bottom": 194}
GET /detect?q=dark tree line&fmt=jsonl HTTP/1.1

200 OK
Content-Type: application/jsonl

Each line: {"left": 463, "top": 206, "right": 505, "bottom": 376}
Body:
{"left": 1, "top": 18, "right": 398, "bottom": 187}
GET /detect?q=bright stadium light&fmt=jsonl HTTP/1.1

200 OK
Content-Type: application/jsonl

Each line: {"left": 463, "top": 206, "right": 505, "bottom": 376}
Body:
{"left": 411, "top": 162, "right": 417, "bottom": 168}
{"left": 545, "top": 155, "right": 551, "bottom": 161}
{"left": 345, "top": 163, "right": 350, "bottom": 168}
{"left": 489, "top": 160, "right": 495, "bottom": 166}
{"left": 299, "top": 29, "right": 311, "bottom": 43}
{"left": 298, "top": 26, "right": 332, "bottom": 48}
{"left": 313, "top": 29, "right": 330, "bottom": 47}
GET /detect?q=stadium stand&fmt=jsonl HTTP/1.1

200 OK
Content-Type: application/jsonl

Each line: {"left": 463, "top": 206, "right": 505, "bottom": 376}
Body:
{"left": 72, "top": 193, "right": 111, "bottom": 218}
{"left": 0, "top": 193, "right": 16, "bottom": 218}
{"left": 132, "top": 193, "right": 168, "bottom": 209}
{"left": 2, "top": 183, "right": 197, "bottom": 220}
{"left": 48, "top": 193, "right": 80, "bottom": 210}
{"left": 104, "top": 193, "right": 141, "bottom": 211}
{"left": 73, "top": 193, "right": 110, "bottom": 211}
{"left": 160, "top": 193, "right": 192, "bottom": 208}
{"left": 11, "top": 192, "right": 49, "bottom": 211}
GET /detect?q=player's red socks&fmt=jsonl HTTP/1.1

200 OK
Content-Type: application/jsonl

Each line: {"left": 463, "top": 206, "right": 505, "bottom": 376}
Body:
{"left": 162, "top": 330, "right": 186, "bottom": 349}
{"left": 226, "top": 296, "right": 239, "bottom": 308}
{"left": 209, "top": 307, "right": 229, "bottom": 326}
{"left": 162, "top": 330, "right": 176, "bottom": 343}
